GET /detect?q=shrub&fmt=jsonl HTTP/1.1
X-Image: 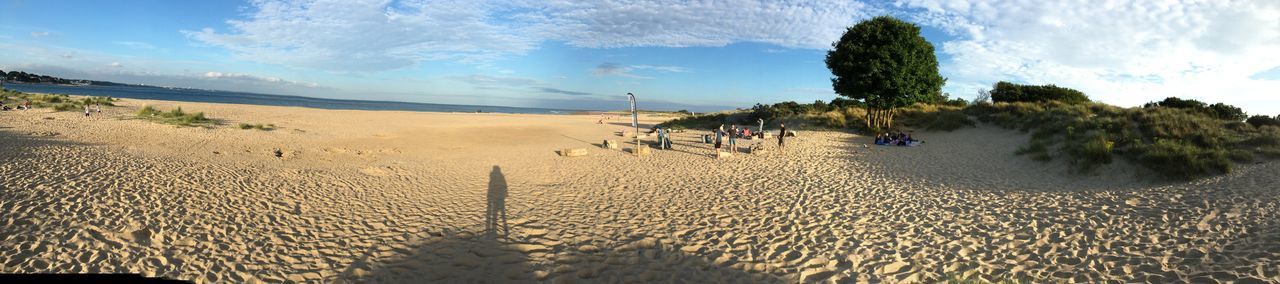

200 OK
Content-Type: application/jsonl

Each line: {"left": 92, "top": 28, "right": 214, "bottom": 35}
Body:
{"left": 1246, "top": 115, "right": 1280, "bottom": 128}
{"left": 1143, "top": 97, "right": 1247, "bottom": 121}
{"left": 989, "top": 81, "right": 1090, "bottom": 104}
{"left": 1067, "top": 133, "right": 1114, "bottom": 172}
{"left": 1137, "top": 140, "right": 1231, "bottom": 180}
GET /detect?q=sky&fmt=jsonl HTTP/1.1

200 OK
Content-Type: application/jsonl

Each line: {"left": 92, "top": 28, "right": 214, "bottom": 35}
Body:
{"left": 1, "top": 0, "right": 1278, "bottom": 114}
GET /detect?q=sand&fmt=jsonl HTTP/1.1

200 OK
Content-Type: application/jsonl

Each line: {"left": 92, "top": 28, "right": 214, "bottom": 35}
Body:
{"left": 2, "top": 97, "right": 1278, "bottom": 283}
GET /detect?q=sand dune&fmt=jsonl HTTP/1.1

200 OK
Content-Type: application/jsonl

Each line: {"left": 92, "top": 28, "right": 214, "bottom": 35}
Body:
{"left": 2, "top": 98, "right": 1278, "bottom": 283}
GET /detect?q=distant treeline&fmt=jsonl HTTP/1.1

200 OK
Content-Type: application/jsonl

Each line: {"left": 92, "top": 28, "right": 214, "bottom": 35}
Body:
{"left": 0, "top": 70, "right": 130, "bottom": 86}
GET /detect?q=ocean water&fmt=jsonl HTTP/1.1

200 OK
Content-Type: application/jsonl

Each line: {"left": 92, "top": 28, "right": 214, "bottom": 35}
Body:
{"left": 3, "top": 84, "right": 579, "bottom": 114}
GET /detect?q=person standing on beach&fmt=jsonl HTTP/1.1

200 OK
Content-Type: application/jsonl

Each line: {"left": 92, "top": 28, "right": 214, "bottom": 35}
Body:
{"left": 778, "top": 123, "right": 787, "bottom": 151}
{"left": 84, "top": 104, "right": 90, "bottom": 116}
{"left": 728, "top": 125, "right": 738, "bottom": 153}
{"left": 657, "top": 127, "right": 668, "bottom": 150}
{"left": 758, "top": 118, "right": 764, "bottom": 135}
{"left": 714, "top": 124, "right": 724, "bottom": 153}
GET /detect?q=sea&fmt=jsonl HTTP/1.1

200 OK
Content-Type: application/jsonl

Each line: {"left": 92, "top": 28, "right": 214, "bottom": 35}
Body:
{"left": 3, "top": 83, "right": 580, "bottom": 115}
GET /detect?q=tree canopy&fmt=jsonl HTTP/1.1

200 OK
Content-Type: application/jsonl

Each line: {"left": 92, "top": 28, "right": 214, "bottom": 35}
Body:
{"left": 825, "top": 16, "right": 944, "bottom": 130}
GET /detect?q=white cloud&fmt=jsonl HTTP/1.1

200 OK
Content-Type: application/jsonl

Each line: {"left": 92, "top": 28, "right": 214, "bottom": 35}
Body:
{"left": 897, "top": 0, "right": 1280, "bottom": 114}
{"left": 591, "top": 63, "right": 690, "bottom": 79}
{"left": 449, "top": 74, "right": 598, "bottom": 97}
{"left": 30, "top": 31, "right": 49, "bottom": 38}
{"left": 203, "top": 71, "right": 317, "bottom": 87}
{"left": 631, "top": 65, "right": 689, "bottom": 73}
{"left": 185, "top": 0, "right": 875, "bottom": 72}
{"left": 113, "top": 41, "right": 157, "bottom": 50}
{"left": 537, "top": 1, "right": 874, "bottom": 49}
{"left": 184, "top": 0, "right": 542, "bottom": 71}
{"left": 110, "top": 62, "right": 122, "bottom": 68}
{"left": 591, "top": 63, "right": 649, "bottom": 79}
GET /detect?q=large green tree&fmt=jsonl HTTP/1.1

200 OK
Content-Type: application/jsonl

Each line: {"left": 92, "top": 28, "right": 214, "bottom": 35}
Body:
{"left": 825, "top": 16, "right": 945, "bottom": 130}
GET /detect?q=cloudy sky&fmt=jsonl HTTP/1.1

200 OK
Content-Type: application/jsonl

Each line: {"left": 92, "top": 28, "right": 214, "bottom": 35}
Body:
{"left": 1, "top": 0, "right": 1278, "bottom": 114}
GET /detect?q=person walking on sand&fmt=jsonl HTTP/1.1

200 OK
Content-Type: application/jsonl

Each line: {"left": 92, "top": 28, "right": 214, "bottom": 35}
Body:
{"left": 84, "top": 104, "right": 90, "bottom": 116}
{"left": 778, "top": 123, "right": 787, "bottom": 151}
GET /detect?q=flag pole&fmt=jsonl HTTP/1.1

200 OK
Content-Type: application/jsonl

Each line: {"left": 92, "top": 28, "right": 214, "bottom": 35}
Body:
{"left": 627, "top": 93, "right": 639, "bottom": 155}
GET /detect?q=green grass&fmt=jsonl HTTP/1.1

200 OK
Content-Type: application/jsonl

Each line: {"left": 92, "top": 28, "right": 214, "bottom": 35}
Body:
{"left": 136, "top": 105, "right": 215, "bottom": 127}
{"left": 0, "top": 88, "right": 116, "bottom": 111}
{"left": 237, "top": 122, "right": 275, "bottom": 131}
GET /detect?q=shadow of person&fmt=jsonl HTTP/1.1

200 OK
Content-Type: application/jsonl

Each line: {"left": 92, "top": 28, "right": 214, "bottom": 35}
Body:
{"left": 486, "top": 166, "right": 509, "bottom": 240}
{"left": 344, "top": 165, "right": 776, "bottom": 283}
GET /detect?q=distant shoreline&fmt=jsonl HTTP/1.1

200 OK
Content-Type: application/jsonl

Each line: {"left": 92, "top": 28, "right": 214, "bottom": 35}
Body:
{"left": 3, "top": 83, "right": 590, "bottom": 115}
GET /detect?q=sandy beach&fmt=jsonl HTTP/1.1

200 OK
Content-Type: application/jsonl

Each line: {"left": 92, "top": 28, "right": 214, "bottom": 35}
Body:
{"left": 2, "top": 98, "right": 1278, "bottom": 283}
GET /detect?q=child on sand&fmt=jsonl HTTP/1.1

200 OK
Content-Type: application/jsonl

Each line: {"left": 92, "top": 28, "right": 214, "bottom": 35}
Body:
{"left": 778, "top": 123, "right": 786, "bottom": 151}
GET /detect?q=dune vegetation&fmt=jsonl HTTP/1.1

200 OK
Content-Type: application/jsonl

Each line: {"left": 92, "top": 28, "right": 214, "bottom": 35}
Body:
{"left": 237, "top": 122, "right": 276, "bottom": 130}
{"left": 660, "top": 84, "right": 1279, "bottom": 180}
{"left": 136, "top": 105, "right": 215, "bottom": 127}
{"left": 0, "top": 88, "right": 115, "bottom": 111}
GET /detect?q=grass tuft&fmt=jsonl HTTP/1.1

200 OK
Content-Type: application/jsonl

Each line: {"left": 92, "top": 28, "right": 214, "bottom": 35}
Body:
{"left": 237, "top": 122, "right": 274, "bottom": 130}
{"left": 136, "top": 105, "right": 215, "bottom": 127}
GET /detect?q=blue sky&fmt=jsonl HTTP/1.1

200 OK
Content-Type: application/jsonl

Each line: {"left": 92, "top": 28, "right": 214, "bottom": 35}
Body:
{"left": 2, "top": 1, "right": 1278, "bottom": 114}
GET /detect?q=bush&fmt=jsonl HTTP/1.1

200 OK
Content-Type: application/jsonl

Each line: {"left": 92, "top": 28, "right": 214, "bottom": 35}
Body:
{"left": 1137, "top": 140, "right": 1231, "bottom": 180}
{"left": 1247, "top": 115, "right": 1280, "bottom": 128}
{"left": 1067, "top": 133, "right": 1114, "bottom": 172}
{"left": 989, "top": 81, "right": 1090, "bottom": 104}
{"left": 1143, "top": 97, "right": 1247, "bottom": 121}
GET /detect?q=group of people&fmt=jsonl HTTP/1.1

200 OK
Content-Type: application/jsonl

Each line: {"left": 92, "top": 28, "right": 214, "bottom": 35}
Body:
{"left": 654, "top": 127, "right": 674, "bottom": 149}
{"left": 875, "top": 131, "right": 920, "bottom": 146}
{"left": 711, "top": 123, "right": 786, "bottom": 154}
{"left": 642, "top": 121, "right": 791, "bottom": 157}
{"left": 84, "top": 103, "right": 101, "bottom": 116}
{"left": 0, "top": 100, "right": 31, "bottom": 111}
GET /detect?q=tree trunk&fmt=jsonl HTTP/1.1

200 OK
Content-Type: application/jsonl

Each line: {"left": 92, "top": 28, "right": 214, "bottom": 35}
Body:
{"left": 888, "top": 108, "right": 896, "bottom": 130}
{"left": 865, "top": 109, "right": 874, "bottom": 129}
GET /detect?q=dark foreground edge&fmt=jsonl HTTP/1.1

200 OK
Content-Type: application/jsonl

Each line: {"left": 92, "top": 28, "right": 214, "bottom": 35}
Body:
{"left": 0, "top": 274, "right": 192, "bottom": 283}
